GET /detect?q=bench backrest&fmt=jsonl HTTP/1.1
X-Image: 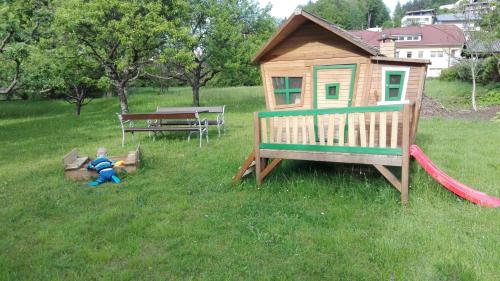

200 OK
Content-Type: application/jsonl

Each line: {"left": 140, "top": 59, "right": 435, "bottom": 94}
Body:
{"left": 156, "top": 106, "right": 225, "bottom": 114}
{"left": 120, "top": 112, "right": 199, "bottom": 121}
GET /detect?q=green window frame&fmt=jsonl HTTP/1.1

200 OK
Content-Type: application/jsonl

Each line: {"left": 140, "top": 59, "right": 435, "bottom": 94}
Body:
{"left": 325, "top": 83, "right": 340, "bottom": 99}
{"left": 272, "top": 76, "right": 302, "bottom": 105}
{"left": 385, "top": 71, "right": 405, "bottom": 101}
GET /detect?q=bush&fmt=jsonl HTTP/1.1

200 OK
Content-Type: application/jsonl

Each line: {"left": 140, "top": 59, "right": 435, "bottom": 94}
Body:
{"left": 439, "top": 67, "right": 459, "bottom": 81}
{"left": 439, "top": 56, "right": 500, "bottom": 84}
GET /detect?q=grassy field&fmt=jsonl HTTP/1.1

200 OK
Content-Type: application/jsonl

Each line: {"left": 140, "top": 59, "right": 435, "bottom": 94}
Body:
{"left": 425, "top": 79, "right": 499, "bottom": 110}
{"left": 0, "top": 83, "right": 499, "bottom": 280}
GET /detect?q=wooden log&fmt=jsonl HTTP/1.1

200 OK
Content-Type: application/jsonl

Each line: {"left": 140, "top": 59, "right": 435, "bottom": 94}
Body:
{"left": 374, "top": 164, "right": 402, "bottom": 192}
{"left": 379, "top": 112, "right": 386, "bottom": 148}
{"left": 285, "top": 117, "right": 291, "bottom": 144}
{"left": 401, "top": 105, "right": 411, "bottom": 204}
{"left": 261, "top": 118, "right": 268, "bottom": 144}
{"left": 276, "top": 117, "right": 283, "bottom": 144}
{"left": 254, "top": 112, "right": 262, "bottom": 185}
{"left": 359, "top": 113, "right": 367, "bottom": 147}
{"left": 269, "top": 117, "right": 275, "bottom": 143}
{"left": 348, "top": 113, "right": 356, "bottom": 146}
{"left": 292, "top": 116, "right": 298, "bottom": 144}
{"left": 327, "top": 114, "right": 335, "bottom": 146}
{"left": 369, "top": 112, "right": 375, "bottom": 147}
{"left": 391, "top": 111, "right": 399, "bottom": 148}
{"left": 308, "top": 115, "right": 315, "bottom": 145}
{"left": 318, "top": 115, "right": 325, "bottom": 145}
{"left": 232, "top": 150, "right": 256, "bottom": 185}
{"left": 338, "top": 114, "right": 345, "bottom": 146}
{"left": 258, "top": 158, "right": 283, "bottom": 182}
{"left": 301, "top": 116, "right": 307, "bottom": 144}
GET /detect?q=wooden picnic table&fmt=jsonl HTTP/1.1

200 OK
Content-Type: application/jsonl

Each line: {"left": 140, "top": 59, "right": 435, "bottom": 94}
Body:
{"left": 155, "top": 107, "right": 210, "bottom": 114}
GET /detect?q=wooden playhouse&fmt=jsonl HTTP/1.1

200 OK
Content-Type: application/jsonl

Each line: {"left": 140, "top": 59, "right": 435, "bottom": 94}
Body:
{"left": 234, "top": 9, "right": 431, "bottom": 204}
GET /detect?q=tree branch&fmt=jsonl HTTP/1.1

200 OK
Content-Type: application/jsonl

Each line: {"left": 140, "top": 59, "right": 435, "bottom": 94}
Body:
{"left": 0, "top": 59, "right": 21, "bottom": 95}
{"left": 0, "top": 30, "right": 14, "bottom": 52}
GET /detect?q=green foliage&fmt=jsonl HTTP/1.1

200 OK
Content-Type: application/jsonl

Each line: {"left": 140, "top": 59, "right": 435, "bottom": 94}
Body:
{"left": 304, "top": 0, "right": 390, "bottom": 30}
{"left": 162, "top": 0, "right": 276, "bottom": 105}
{"left": 439, "top": 58, "right": 500, "bottom": 85}
{"left": 55, "top": 0, "right": 186, "bottom": 113}
{"left": 0, "top": 0, "right": 53, "bottom": 99}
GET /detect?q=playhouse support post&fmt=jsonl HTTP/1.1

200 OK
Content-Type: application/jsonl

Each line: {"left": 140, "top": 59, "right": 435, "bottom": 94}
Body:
{"left": 401, "top": 104, "right": 411, "bottom": 205}
{"left": 254, "top": 112, "right": 263, "bottom": 185}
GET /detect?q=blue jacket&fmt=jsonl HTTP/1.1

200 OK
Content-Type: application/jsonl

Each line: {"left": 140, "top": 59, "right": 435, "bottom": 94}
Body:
{"left": 87, "top": 156, "right": 114, "bottom": 173}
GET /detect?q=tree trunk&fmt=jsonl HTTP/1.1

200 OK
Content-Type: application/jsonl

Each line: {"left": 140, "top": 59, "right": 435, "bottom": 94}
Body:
{"left": 192, "top": 85, "right": 200, "bottom": 106}
{"left": 471, "top": 63, "right": 477, "bottom": 111}
{"left": 76, "top": 101, "right": 82, "bottom": 116}
{"left": 116, "top": 82, "right": 129, "bottom": 113}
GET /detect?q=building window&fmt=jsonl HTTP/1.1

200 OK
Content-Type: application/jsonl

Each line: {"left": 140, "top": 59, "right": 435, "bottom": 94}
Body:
{"left": 413, "top": 36, "right": 419, "bottom": 40}
{"left": 451, "top": 49, "right": 458, "bottom": 57}
{"left": 325, "top": 83, "right": 340, "bottom": 100}
{"left": 395, "top": 51, "right": 400, "bottom": 58}
{"left": 407, "top": 51, "right": 412, "bottom": 58}
{"left": 418, "top": 51, "right": 424, "bottom": 58}
{"left": 272, "top": 77, "right": 302, "bottom": 105}
{"left": 385, "top": 71, "right": 406, "bottom": 101}
{"left": 431, "top": 51, "right": 444, "bottom": 58}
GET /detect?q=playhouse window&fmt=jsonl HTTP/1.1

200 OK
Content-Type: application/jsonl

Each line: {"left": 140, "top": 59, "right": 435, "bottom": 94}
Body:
{"left": 385, "top": 71, "right": 405, "bottom": 101}
{"left": 325, "top": 83, "right": 340, "bottom": 99}
{"left": 272, "top": 76, "right": 302, "bottom": 105}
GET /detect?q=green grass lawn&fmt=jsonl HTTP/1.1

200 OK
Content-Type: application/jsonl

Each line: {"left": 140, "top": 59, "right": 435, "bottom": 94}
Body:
{"left": 0, "top": 85, "right": 499, "bottom": 280}
{"left": 425, "top": 79, "right": 499, "bottom": 110}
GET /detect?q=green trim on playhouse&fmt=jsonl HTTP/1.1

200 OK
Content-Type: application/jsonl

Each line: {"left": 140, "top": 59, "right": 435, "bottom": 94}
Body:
{"left": 257, "top": 104, "right": 403, "bottom": 118}
{"left": 260, "top": 143, "right": 402, "bottom": 155}
{"left": 385, "top": 71, "right": 405, "bottom": 102}
{"left": 325, "top": 83, "right": 340, "bottom": 99}
{"left": 272, "top": 76, "right": 302, "bottom": 105}
{"left": 313, "top": 64, "right": 357, "bottom": 109}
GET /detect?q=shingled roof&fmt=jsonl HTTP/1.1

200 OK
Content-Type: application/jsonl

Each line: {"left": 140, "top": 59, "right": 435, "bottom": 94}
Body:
{"left": 350, "top": 25, "right": 465, "bottom": 48}
{"left": 252, "top": 8, "right": 380, "bottom": 63}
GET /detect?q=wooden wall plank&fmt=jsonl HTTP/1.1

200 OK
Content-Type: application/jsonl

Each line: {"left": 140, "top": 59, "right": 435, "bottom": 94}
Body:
{"left": 379, "top": 112, "right": 387, "bottom": 148}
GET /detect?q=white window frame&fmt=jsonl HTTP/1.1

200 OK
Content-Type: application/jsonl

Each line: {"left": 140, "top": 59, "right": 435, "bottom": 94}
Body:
{"left": 378, "top": 66, "right": 411, "bottom": 106}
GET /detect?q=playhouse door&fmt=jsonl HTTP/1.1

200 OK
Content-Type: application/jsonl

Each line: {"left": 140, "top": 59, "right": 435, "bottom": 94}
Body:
{"left": 313, "top": 64, "right": 357, "bottom": 109}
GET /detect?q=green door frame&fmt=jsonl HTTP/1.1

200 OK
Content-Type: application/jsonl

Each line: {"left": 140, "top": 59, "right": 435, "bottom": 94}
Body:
{"left": 312, "top": 64, "right": 358, "bottom": 140}
{"left": 313, "top": 64, "right": 357, "bottom": 109}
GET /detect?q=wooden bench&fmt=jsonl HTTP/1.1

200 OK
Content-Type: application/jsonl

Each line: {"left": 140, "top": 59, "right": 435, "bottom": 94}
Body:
{"left": 156, "top": 106, "right": 225, "bottom": 137}
{"left": 117, "top": 112, "right": 208, "bottom": 147}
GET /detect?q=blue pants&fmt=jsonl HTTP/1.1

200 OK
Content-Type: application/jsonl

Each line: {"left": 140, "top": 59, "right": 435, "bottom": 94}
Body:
{"left": 88, "top": 169, "right": 120, "bottom": 186}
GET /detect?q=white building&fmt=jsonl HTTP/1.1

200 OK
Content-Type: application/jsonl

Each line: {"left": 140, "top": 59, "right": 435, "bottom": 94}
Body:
{"left": 351, "top": 25, "right": 465, "bottom": 77}
{"left": 401, "top": 9, "right": 436, "bottom": 27}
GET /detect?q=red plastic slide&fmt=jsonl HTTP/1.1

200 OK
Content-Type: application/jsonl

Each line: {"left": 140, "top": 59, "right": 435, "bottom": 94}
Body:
{"left": 410, "top": 145, "right": 500, "bottom": 208}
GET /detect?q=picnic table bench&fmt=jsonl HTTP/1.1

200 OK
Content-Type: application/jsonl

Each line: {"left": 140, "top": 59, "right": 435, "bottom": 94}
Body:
{"left": 117, "top": 112, "right": 208, "bottom": 147}
{"left": 156, "top": 106, "right": 225, "bottom": 136}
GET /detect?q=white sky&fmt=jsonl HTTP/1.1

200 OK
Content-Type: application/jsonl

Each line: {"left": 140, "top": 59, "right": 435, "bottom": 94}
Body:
{"left": 258, "top": 0, "right": 412, "bottom": 19}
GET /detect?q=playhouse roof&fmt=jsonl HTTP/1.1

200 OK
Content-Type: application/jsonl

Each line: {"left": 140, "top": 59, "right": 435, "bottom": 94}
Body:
{"left": 252, "top": 9, "right": 380, "bottom": 63}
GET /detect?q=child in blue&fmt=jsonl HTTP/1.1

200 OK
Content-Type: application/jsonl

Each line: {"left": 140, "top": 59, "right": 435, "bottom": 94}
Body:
{"left": 87, "top": 147, "right": 121, "bottom": 186}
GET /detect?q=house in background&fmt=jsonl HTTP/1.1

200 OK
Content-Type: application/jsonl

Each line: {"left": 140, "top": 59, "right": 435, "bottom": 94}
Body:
{"left": 401, "top": 9, "right": 436, "bottom": 27}
{"left": 351, "top": 25, "right": 465, "bottom": 77}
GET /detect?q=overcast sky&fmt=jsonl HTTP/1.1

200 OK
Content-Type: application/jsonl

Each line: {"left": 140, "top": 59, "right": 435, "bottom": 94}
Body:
{"left": 258, "top": 0, "right": 412, "bottom": 19}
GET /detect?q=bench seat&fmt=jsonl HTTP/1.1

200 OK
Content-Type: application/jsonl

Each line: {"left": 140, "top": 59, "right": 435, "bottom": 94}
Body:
{"left": 124, "top": 127, "right": 200, "bottom": 132}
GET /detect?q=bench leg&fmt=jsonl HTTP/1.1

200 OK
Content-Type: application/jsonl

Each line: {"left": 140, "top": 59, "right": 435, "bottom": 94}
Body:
{"left": 217, "top": 124, "right": 221, "bottom": 138}
{"left": 206, "top": 129, "right": 209, "bottom": 143}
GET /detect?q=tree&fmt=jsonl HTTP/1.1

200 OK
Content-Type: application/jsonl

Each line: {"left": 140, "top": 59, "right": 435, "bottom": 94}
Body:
{"left": 0, "top": 0, "right": 52, "bottom": 99}
{"left": 304, "top": 0, "right": 389, "bottom": 30}
{"left": 393, "top": 1, "right": 405, "bottom": 27}
{"left": 163, "top": 0, "right": 274, "bottom": 106}
{"left": 458, "top": 1, "right": 498, "bottom": 111}
{"left": 55, "top": 0, "right": 185, "bottom": 113}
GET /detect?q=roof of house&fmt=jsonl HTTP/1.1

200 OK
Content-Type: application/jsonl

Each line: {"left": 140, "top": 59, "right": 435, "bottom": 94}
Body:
{"left": 350, "top": 25, "right": 465, "bottom": 48}
{"left": 252, "top": 8, "right": 379, "bottom": 63}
